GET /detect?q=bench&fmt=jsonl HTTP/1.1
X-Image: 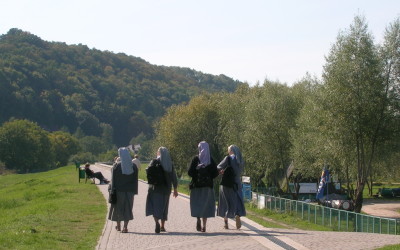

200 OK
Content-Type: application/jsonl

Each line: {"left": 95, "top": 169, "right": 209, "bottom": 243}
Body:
{"left": 78, "top": 167, "right": 96, "bottom": 184}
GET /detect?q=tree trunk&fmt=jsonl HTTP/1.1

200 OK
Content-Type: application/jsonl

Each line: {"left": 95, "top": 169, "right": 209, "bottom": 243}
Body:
{"left": 353, "top": 182, "right": 364, "bottom": 213}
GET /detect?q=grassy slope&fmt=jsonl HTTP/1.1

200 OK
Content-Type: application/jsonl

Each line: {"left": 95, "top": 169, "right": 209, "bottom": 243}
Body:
{"left": 0, "top": 166, "right": 106, "bottom": 249}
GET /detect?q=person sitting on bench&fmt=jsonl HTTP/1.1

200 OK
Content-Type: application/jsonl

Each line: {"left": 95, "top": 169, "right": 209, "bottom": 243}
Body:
{"left": 84, "top": 163, "right": 110, "bottom": 184}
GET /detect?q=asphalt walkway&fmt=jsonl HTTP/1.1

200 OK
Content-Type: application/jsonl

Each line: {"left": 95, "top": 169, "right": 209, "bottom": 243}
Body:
{"left": 90, "top": 164, "right": 400, "bottom": 250}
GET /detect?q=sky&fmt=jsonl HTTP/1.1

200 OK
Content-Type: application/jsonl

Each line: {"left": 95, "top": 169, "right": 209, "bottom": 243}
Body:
{"left": 0, "top": 0, "right": 399, "bottom": 86}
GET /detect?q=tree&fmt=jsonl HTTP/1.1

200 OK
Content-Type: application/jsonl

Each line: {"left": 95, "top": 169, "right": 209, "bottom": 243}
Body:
{"left": 322, "top": 16, "right": 388, "bottom": 212}
{"left": 79, "top": 136, "right": 109, "bottom": 156}
{"left": 154, "top": 94, "right": 220, "bottom": 177}
{"left": 48, "top": 131, "right": 80, "bottom": 166}
{"left": 242, "top": 82, "right": 299, "bottom": 189}
{"left": 0, "top": 119, "right": 53, "bottom": 172}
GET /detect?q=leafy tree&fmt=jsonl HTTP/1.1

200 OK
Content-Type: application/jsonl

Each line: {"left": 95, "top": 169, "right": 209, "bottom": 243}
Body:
{"left": 215, "top": 85, "right": 250, "bottom": 160}
{"left": 322, "top": 16, "right": 388, "bottom": 212}
{"left": 79, "top": 136, "right": 109, "bottom": 156}
{"left": 0, "top": 119, "right": 53, "bottom": 172}
{"left": 69, "top": 152, "right": 96, "bottom": 165}
{"left": 155, "top": 94, "right": 220, "bottom": 177}
{"left": 48, "top": 131, "right": 80, "bottom": 166}
{"left": 242, "top": 82, "right": 299, "bottom": 189}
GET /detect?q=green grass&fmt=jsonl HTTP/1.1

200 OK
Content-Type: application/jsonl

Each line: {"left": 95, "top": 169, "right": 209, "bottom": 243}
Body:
{"left": 363, "top": 182, "right": 400, "bottom": 199}
{"left": 245, "top": 203, "right": 333, "bottom": 231}
{"left": 376, "top": 244, "right": 400, "bottom": 250}
{"left": 0, "top": 166, "right": 106, "bottom": 249}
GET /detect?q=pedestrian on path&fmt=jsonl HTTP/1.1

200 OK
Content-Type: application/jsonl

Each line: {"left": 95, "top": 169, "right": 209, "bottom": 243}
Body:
{"left": 145, "top": 146, "right": 178, "bottom": 233}
{"left": 132, "top": 154, "right": 141, "bottom": 171}
{"left": 188, "top": 141, "right": 219, "bottom": 232}
{"left": 84, "top": 163, "right": 110, "bottom": 184}
{"left": 108, "top": 148, "right": 139, "bottom": 233}
{"left": 217, "top": 144, "right": 246, "bottom": 229}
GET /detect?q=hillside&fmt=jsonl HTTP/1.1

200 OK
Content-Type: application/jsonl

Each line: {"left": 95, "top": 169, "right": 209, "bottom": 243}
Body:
{"left": 0, "top": 28, "right": 243, "bottom": 146}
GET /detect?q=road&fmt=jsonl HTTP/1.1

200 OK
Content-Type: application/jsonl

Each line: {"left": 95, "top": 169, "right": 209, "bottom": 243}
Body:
{"left": 89, "top": 164, "right": 400, "bottom": 250}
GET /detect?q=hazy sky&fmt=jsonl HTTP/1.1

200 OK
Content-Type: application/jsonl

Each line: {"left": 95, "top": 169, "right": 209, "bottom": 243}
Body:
{"left": 1, "top": 0, "right": 399, "bottom": 86}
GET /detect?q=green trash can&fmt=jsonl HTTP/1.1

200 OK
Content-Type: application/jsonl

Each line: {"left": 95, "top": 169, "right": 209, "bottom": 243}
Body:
{"left": 75, "top": 161, "right": 80, "bottom": 170}
{"left": 78, "top": 168, "right": 86, "bottom": 182}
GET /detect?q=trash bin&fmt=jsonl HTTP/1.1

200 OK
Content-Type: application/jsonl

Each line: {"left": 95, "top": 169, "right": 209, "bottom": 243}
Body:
{"left": 241, "top": 176, "right": 251, "bottom": 201}
{"left": 75, "top": 161, "right": 80, "bottom": 170}
{"left": 78, "top": 167, "right": 86, "bottom": 182}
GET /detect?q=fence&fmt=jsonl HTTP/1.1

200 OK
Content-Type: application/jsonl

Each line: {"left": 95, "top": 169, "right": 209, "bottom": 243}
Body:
{"left": 252, "top": 192, "right": 399, "bottom": 235}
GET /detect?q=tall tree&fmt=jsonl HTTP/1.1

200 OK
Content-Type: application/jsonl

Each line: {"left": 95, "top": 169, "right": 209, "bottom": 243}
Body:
{"left": 155, "top": 94, "right": 220, "bottom": 176}
{"left": 322, "top": 16, "right": 388, "bottom": 212}
{"left": 242, "top": 82, "right": 299, "bottom": 188}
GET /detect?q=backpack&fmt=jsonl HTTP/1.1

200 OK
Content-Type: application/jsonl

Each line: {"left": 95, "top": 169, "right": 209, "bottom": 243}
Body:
{"left": 146, "top": 159, "right": 166, "bottom": 186}
{"left": 195, "top": 164, "right": 211, "bottom": 188}
{"left": 220, "top": 157, "right": 237, "bottom": 190}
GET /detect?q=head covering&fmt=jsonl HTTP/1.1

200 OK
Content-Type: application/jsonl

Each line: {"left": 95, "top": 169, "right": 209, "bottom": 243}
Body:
{"left": 158, "top": 147, "right": 172, "bottom": 173}
{"left": 198, "top": 141, "right": 210, "bottom": 167}
{"left": 118, "top": 147, "right": 133, "bottom": 175}
{"left": 228, "top": 144, "right": 244, "bottom": 167}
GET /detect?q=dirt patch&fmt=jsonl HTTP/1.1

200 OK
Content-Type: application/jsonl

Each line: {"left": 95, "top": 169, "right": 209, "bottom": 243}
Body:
{"left": 362, "top": 199, "right": 400, "bottom": 218}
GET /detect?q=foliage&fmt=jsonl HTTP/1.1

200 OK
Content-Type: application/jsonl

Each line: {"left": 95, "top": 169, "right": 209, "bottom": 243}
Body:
{"left": 155, "top": 94, "right": 220, "bottom": 177}
{"left": 0, "top": 119, "right": 53, "bottom": 172}
{"left": 322, "top": 16, "right": 390, "bottom": 212}
{"left": 48, "top": 131, "right": 80, "bottom": 167}
{"left": 242, "top": 82, "right": 299, "bottom": 188}
{"left": 0, "top": 28, "right": 242, "bottom": 147}
{"left": 69, "top": 152, "right": 97, "bottom": 165}
{"left": 78, "top": 136, "right": 110, "bottom": 156}
{"left": 97, "top": 149, "right": 118, "bottom": 163}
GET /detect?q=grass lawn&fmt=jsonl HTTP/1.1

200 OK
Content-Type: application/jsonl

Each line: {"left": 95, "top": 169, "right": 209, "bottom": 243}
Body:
{"left": 0, "top": 166, "right": 106, "bottom": 249}
{"left": 245, "top": 203, "right": 333, "bottom": 231}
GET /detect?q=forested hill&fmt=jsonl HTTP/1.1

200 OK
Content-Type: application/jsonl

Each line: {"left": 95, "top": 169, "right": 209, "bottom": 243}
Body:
{"left": 0, "top": 28, "right": 243, "bottom": 146}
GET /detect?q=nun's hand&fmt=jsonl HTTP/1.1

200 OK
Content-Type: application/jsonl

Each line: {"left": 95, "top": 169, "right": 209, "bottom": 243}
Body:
{"left": 173, "top": 189, "right": 178, "bottom": 198}
{"left": 219, "top": 169, "right": 224, "bottom": 175}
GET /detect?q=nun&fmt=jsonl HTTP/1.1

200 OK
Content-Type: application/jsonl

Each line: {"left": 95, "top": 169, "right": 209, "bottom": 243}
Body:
{"left": 145, "top": 146, "right": 178, "bottom": 233}
{"left": 188, "top": 141, "right": 219, "bottom": 232}
{"left": 108, "top": 147, "right": 138, "bottom": 233}
{"left": 217, "top": 144, "right": 246, "bottom": 229}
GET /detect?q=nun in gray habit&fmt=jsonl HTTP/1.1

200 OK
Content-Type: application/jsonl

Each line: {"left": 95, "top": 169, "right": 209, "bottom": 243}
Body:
{"left": 145, "top": 147, "right": 178, "bottom": 233}
{"left": 108, "top": 148, "right": 138, "bottom": 233}
{"left": 217, "top": 144, "right": 246, "bottom": 229}
{"left": 188, "top": 141, "right": 219, "bottom": 232}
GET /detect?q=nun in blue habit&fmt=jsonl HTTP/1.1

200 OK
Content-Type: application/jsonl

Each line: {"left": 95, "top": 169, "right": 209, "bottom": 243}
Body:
{"left": 217, "top": 144, "right": 246, "bottom": 229}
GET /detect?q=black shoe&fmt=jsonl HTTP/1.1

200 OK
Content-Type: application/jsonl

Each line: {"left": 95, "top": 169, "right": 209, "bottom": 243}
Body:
{"left": 160, "top": 227, "right": 166, "bottom": 232}
{"left": 155, "top": 222, "right": 161, "bottom": 233}
{"left": 196, "top": 218, "right": 201, "bottom": 231}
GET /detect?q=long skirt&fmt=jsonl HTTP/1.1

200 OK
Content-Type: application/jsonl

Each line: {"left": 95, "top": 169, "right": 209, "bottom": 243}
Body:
{"left": 108, "top": 191, "right": 134, "bottom": 221}
{"left": 190, "top": 187, "right": 216, "bottom": 218}
{"left": 217, "top": 185, "right": 246, "bottom": 218}
{"left": 146, "top": 190, "right": 170, "bottom": 220}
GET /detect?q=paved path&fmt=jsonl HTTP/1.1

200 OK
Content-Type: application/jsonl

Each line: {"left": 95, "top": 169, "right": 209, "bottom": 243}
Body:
{"left": 90, "top": 164, "right": 400, "bottom": 250}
